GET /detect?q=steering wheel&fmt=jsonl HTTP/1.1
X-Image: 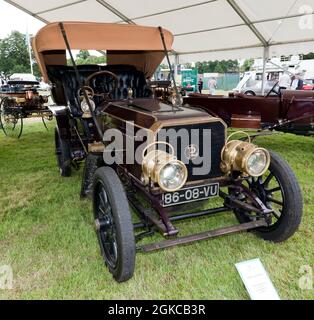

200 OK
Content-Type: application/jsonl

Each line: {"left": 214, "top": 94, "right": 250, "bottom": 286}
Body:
{"left": 85, "top": 70, "right": 119, "bottom": 100}
{"left": 265, "top": 81, "right": 280, "bottom": 97}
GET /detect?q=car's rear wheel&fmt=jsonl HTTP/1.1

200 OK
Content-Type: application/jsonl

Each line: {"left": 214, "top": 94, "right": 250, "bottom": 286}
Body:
{"left": 244, "top": 90, "right": 256, "bottom": 96}
{"left": 231, "top": 151, "right": 303, "bottom": 242}
{"left": 55, "top": 127, "right": 71, "bottom": 177}
{"left": 93, "top": 166, "right": 135, "bottom": 282}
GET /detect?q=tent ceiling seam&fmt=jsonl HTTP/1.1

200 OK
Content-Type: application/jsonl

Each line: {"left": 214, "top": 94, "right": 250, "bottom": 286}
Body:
{"left": 226, "top": 0, "right": 268, "bottom": 47}
{"left": 174, "top": 12, "right": 314, "bottom": 37}
{"left": 120, "top": 0, "right": 218, "bottom": 22}
{"left": 177, "top": 37, "right": 314, "bottom": 56}
{"left": 96, "top": 0, "right": 136, "bottom": 24}
{"left": 267, "top": 0, "right": 299, "bottom": 43}
{"left": 35, "top": 0, "right": 88, "bottom": 15}
{"left": 3, "top": 0, "right": 49, "bottom": 24}
{"left": 178, "top": 44, "right": 264, "bottom": 55}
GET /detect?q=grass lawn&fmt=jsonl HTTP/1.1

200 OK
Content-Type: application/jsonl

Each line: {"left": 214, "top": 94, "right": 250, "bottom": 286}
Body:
{"left": 0, "top": 120, "right": 313, "bottom": 300}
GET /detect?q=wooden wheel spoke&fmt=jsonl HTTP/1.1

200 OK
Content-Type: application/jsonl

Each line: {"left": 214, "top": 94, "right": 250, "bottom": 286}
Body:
{"left": 272, "top": 210, "right": 281, "bottom": 220}
{"left": 99, "top": 190, "right": 108, "bottom": 207}
{"left": 266, "top": 186, "right": 281, "bottom": 194}
{"left": 266, "top": 195, "right": 283, "bottom": 206}
{"left": 263, "top": 173, "right": 274, "bottom": 187}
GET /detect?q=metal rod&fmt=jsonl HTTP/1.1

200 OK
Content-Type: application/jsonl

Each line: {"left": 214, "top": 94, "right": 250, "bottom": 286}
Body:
{"left": 133, "top": 206, "right": 229, "bottom": 229}
{"left": 226, "top": 0, "right": 268, "bottom": 47}
{"left": 261, "top": 46, "right": 269, "bottom": 96}
{"left": 158, "top": 26, "right": 181, "bottom": 109}
{"left": 140, "top": 220, "right": 268, "bottom": 252}
{"left": 96, "top": 0, "right": 135, "bottom": 24}
{"left": 35, "top": 0, "right": 88, "bottom": 14}
{"left": 170, "top": 206, "right": 229, "bottom": 222}
{"left": 58, "top": 22, "right": 104, "bottom": 141}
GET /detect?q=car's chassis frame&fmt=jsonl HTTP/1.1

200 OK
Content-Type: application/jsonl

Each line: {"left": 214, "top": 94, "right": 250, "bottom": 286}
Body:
{"left": 81, "top": 152, "right": 271, "bottom": 253}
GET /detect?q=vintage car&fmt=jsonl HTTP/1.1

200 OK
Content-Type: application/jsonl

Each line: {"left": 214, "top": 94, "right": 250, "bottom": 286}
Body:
{"left": 0, "top": 76, "right": 52, "bottom": 138}
{"left": 185, "top": 88, "right": 314, "bottom": 136}
{"left": 33, "top": 22, "right": 303, "bottom": 282}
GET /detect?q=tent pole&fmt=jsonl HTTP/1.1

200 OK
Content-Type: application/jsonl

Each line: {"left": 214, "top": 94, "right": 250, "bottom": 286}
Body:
{"left": 174, "top": 54, "right": 180, "bottom": 82}
{"left": 261, "top": 46, "right": 269, "bottom": 95}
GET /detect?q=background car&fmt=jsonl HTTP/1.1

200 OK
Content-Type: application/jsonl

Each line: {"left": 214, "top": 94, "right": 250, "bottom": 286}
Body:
{"left": 240, "top": 79, "right": 279, "bottom": 96}
{"left": 303, "top": 79, "right": 314, "bottom": 90}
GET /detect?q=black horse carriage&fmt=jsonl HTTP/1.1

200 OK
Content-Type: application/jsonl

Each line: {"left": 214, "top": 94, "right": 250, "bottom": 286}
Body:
{"left": 33, "top": 22, "right": 303, "bottom": 282}
{"left": 0, "top": 76, "right": 52, "bottom": 138}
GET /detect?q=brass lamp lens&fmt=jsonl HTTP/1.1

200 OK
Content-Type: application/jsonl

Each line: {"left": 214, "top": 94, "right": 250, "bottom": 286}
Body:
{"left": 159, "top": 162, "right": 187, "bottom": 192}
{"left": 247, "top": 150, "right": 269, "bottom": 176}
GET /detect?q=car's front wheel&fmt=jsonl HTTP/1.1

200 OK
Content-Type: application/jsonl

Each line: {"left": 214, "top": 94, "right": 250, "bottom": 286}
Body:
{"left": 92, "top": 166, "right": 136, "bottom": 282}
{"left": 231, "top": 151, "right": 303, "bottom": 242}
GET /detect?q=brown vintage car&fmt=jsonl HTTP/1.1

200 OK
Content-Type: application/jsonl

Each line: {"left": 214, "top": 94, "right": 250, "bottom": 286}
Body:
{"left": 33, "top": 22, "right": 303, "bottom": 282}
{"left": 185, "top": 90, "right": 314, "bottom": 136}
{"left": 0, "top": 79, "right": 52, "bottom": 138}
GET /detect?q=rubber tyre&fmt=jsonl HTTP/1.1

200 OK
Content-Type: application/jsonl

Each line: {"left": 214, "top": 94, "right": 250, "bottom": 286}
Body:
{"left": 93, "top": 166, "right": 135, "bottom": 282}
{"left": 55, "top": 127, "right": 71, "bottom": 177}
{"left": 234, "top": 151, "right": 303, "bottom": 242}
{"left": 244, "top": 90, "right": 256, "bottom": 96}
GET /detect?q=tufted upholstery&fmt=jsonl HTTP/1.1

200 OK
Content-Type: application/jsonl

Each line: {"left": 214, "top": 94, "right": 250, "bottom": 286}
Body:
{"left": 47, "top": 64, "right": 152, "bottom": 115}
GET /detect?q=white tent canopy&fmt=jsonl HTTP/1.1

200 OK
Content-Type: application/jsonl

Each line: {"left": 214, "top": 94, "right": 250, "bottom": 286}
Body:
{"left": 5, "top": 0, "right": 314, "bottom": 61}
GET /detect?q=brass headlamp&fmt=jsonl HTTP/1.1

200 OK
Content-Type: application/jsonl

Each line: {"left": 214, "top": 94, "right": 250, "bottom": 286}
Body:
{"left": 221, "top": 131, "right": 270, "bottom": 177}
{"left": 141, "top": 142, "right": 188, "bottom": 192}
{"left": 78, "top": 86, "right": 95, "bottom": 118}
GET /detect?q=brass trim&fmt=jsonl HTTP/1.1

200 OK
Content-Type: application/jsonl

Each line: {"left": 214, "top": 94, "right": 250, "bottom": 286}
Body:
{"left": 150, "top": 116, "right": 228, "bottom": 142}
{"left": 88, "top": 142, "right": 105, "bottom": 153}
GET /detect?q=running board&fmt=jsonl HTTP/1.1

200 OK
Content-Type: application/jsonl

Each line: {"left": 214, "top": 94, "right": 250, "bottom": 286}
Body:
{"left": 139, "top": 220, "right": 267, "bottom": 253}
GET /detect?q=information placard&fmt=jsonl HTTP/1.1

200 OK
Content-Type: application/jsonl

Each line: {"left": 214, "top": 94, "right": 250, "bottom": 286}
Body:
{"left": 235, "top": 258, "right": 280, "bottom": 300}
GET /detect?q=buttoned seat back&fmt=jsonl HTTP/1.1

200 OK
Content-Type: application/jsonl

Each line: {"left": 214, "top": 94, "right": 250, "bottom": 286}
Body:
{"left": 47, "top": 64, "right": 151, "bottom": 115}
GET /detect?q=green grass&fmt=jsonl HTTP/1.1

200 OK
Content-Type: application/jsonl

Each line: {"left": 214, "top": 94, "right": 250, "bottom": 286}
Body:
{"left": 0, "top": 121, "right": 313, "bottom": 300}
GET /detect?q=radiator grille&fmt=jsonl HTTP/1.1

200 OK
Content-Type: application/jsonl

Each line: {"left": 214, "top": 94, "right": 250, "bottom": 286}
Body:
{"left": 157, "top": 121, "right": 226, "bottom": 181}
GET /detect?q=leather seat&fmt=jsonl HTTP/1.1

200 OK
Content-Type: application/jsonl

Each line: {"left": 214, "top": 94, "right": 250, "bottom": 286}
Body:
{"left": 47, "top": 64, "right": 152, "bottom": 115}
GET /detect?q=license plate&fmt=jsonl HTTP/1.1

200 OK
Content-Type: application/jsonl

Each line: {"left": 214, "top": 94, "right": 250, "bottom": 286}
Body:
{"left": 161, "top": 183, "right": 219, "bottom": 207}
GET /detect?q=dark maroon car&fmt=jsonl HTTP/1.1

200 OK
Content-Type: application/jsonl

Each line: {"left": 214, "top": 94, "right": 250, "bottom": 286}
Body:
{"left": 184, "top": 90, "right": 314, "bottom": 136}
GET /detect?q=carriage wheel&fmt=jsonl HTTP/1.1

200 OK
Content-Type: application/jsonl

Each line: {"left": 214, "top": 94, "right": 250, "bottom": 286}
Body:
{"left": 42, "top": 116, "right": 48, "bottom": 131}
{"left": 0, "top": 98, "right": 23, "bottom": 139}
{"left": 231, "top": 151, "right": 303, "bottom": 242}
{"left": 93, "top": 167, "right": 136, "bottom": 282}
{"left": 41, "top": 113, "right": 53, "bottom": 131}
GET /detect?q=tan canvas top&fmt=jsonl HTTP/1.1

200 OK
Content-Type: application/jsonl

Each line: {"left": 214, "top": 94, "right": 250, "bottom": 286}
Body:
{"left": 32, "top": 22, "right": 174, "bottom": 81}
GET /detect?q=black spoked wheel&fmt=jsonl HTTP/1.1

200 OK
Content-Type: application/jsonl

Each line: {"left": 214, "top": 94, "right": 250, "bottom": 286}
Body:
{"left": 42, "top": 116, "right": 48, "bottom": 131}
{"left": 232, "top": 151, "right": 303, "bottom": 242}
{"left": 55, "top": 127, "right": 71, "bottom": 177}
{"left": 93, "top": 167, "right": 135, "bottom": 282}
{"left": 41, "top": 113, "right": 53, "bottom": 131}
{"left": 0, "top": 98, "right": 23, "bottom": 138}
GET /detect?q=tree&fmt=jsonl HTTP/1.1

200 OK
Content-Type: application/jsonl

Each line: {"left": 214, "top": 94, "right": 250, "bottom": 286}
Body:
{"left": 195, "top": 60, "right": 239, "bottom": 74}
{"left": 76, "top": 50, "right": 90, "bottom": 60}
{"left": 68, "top": 54, "right": 106, "bottom": 66}
{"left": 241, "top": 59, "right": 254, "bottom": 72}
{"left": 0, "top": 31, "right": 39, "bottom": 77}
{"left": 303, "top": 52, "right": 314, "bottom": 60}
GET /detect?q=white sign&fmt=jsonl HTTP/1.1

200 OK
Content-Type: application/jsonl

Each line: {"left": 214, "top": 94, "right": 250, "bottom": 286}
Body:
{"left": 235, "top": 258, "right": 280, "bottom": 300}
{"left": 0, "top": 265, "right": 13, "bottom": 290}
